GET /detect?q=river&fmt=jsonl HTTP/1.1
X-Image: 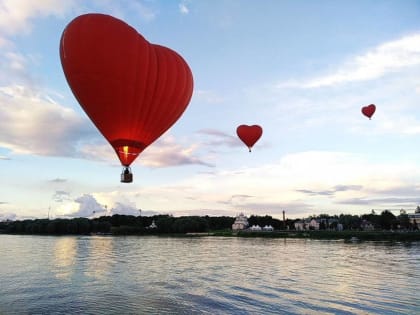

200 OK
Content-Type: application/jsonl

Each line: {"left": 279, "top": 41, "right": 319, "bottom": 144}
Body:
{"left": 0, "top": 235, "right": 419, "bottom": 314}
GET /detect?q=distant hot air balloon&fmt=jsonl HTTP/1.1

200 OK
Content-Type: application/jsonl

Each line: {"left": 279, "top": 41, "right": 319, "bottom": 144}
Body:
{"left": 60, "top": 13, "right": 193, "bottom": 183}
{"left": 236, "top": 125, "right": 263, "bottom": 152}
{"left": 361, "top": 104, "right": 376, "bottom": 120}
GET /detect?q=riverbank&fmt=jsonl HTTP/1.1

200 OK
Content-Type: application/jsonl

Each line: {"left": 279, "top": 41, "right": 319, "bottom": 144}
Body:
{"left": 210, "top": 230, "right": 420, "bottom": 241}
{"left": 2, "top": 229, "right": 420, "bottom": 241}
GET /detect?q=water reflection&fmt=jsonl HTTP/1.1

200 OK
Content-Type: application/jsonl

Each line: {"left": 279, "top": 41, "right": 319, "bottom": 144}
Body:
{"left": 53, "top": 236, "right": 77, "bottom": 279}
{"left": 85, "top": 236, "right": 114, "bottom": 280}
{"left": 1, "top": 235, "right": 419, "bottom": 314}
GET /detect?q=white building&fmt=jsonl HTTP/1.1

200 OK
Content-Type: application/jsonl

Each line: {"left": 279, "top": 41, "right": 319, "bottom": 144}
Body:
{"left": 250, "top": 225, "right": 262, "bottom": 231}
{"left": 308, "top": 219, "right": 320, "bottom": 230}
{"left": 408, "top": 213, "right": 420, "bottom": 229}
{"left": 294, "top": 220, "right": 306, "bottom": 231}
{"left": 148, "top": 220, "right": 157, "bottom": 229}
{"left": 263, "top": 225, "right": 274, "bottom": 231}
{"left": 232, "top": 213, "right": 249, "bottom": 231}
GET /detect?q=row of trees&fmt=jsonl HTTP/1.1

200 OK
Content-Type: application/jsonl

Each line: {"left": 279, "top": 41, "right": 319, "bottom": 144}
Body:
{"left": 0, "top": 210, "right": 417, "bottom": 235}
{"left": 305, "top": 210, "right": 418, "bottom": 231}
{"left": 0, "top": 214, "right": 235, "bottom": 235}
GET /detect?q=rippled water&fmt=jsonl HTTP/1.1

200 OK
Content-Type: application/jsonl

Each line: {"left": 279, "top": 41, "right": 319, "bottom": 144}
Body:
{"left": 0, "top": 235, "right": 419, "bottom": 314}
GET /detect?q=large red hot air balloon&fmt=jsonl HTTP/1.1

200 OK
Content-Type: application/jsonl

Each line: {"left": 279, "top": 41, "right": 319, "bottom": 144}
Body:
{"left": 361, "top": 104, "right": 376, "bottom": 120}
{"left": 236, "top": 125, "right": 263, "bottom": 152}
{"left": 60, "top": 14, "right": 193, "bottom": 183}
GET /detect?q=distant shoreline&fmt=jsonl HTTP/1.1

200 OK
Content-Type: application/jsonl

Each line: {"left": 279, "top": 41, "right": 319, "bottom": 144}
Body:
{"left": 212, "top": 230, "right": 420, "bottom": 241}
{"left": 2, "top": 230, "right": 420, "bottom": 241}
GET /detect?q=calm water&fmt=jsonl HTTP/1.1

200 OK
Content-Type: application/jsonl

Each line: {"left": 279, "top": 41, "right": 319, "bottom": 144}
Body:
{"left": 0, "top": 235, "right": 419, "bottom": 315}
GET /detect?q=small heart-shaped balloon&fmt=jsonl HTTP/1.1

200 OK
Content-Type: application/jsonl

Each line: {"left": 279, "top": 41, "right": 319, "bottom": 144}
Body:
{"left": 361, "top": 104, "right": 376, "bottom": 119}
{"left": 60, "top": 13, "right": 193, "bottom": 168}
{"left": 236, "top": 125, "right": 263, "bottom": 152}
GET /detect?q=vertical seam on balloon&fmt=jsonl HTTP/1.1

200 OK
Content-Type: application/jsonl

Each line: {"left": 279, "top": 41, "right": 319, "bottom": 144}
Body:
{"left": 162, "top": 52, "right": 185, "bottom": 137}
{"left": 166, "top": 52, "right": 192, "bottom": 137}
{"left": 154, "top": 48, "right": 176, "bottom": 138}
{"left": 142, "top": 45, "right": 165, "bottom": 145}
{"left": 131, "top": 37, "right": 143, "bottom": 146}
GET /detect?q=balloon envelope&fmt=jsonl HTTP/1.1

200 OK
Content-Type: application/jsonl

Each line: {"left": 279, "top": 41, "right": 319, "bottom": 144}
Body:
{"left": 236, "top": 125, "right": 263, "bottom": 152}
{"left": 60, "top": 13, "right": 193, "bottom": 166}
{"left": 361, "top": 104, "right": 376, "bottom": 119}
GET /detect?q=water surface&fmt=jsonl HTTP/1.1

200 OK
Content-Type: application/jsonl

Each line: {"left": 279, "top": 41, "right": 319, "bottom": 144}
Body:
{"left": 0, "top": 235, "right": 419, "bottom": 314}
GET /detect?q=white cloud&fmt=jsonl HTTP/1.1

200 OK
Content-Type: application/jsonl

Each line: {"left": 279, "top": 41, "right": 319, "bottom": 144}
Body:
{"left": 42, "top": 151, "right": 420, "bottom": 219}
{"left": 0, "top": 35, "right": 12, "bottom": 48}
{"left": 5, "top": 51, "right": 26, "bottom": 71}
{"left": 78, "top": 134, "right": 212, "bottom": 168}
{"left": 132, "top": 150, "right": 420, "bottom": 218}
{"left": 179, "top": 1, "right": 189, "bottom": 15}
{"left": 0, "top": 0, "right": 76, "bottom": 36}
{"left": 0, "top": 212, "right": 16, "bottom": 221}
{"left": 56, "top": 194, "right": 107, "bottom": 218}
{"left": 0, "top": 84, "right": 93, "bottom": 156}
{"left": 140, "top": 135, "right": 213, "bottom": 168}
{"left": 198, "top": 129, "right": 244, "bottom": 148}
{"left": 278, "top": 33, "right": 420, "bottom": 88}
{"left": 111, "top": 201, "right": 140, "bottom": 216}
{"left": 56, "top": 193, "right": 142, "bottom": 218}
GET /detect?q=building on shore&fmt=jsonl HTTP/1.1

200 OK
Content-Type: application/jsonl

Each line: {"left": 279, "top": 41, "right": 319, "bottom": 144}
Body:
{"left": 408, "top": 212, "right": 420, "bottom": 229}
{"left": 250, "top": 224, "right": 262, "bottom": 231}
{"left": 148, "top": 220, "right": 157, "bottom": 229}
{"left": 232, "top": 213, "right": 249, "bottom": 231}
{"left": 263, "top": 225, "right": 274, "bottom": 231}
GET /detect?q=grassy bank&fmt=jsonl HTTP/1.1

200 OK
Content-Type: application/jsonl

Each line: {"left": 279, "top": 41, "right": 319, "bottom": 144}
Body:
{"left": 211, "top": 230, "right": 420, "bottom": 241}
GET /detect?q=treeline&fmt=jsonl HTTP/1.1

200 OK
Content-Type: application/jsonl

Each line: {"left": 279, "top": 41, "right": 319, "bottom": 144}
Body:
{"left": 307, "top": 210, "right": 418, "bottom": 231}
{"left": 0, "top": 211, "right": 417, "bottom": 236}
{"left": 0, "top": 214, "right": 236, "bottom": 235}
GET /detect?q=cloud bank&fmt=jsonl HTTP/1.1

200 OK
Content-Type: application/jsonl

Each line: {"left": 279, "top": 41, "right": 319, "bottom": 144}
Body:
{"left": 278, "top": 33, "right": 420, "bottom": 88}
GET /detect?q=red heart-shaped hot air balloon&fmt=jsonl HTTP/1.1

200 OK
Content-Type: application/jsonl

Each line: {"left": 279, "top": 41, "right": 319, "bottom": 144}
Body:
{"left": 236, "top": 125, "right": 263, "bottom": 152}
{"left": 361, "top": 104, "right": 376, "bottom": 119}
{"left": 60, "top": 14, "right": 193, "bottom": 182}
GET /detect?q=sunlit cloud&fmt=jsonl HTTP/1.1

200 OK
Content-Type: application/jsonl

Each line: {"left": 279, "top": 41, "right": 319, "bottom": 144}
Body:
{"left": 76, "top": 131, "right": 212, "bottom": 168}
{"left": 48, "top": 150, "right": 420, "bottom": 219}
{"left": 78, "top": 141, "right": 116, "bottom": 163}
{"left": 277, "top": 33, "right": 420, "bottom": 88}
{"left": 169, "top": 209, "right": 237, "bottom": 217}
{"left": 56, "top": 193, "right": 144, "bottom": 218}
{"left": 131, "top": 150, "right": 420, "bottom": 218}
{"left": 0, "top": 212, "right": 16, "bottom": 221}
{"left": 111, "top": 201, "right": 141, "bottom": 216}
{"left": 197, "top": 129, "right": 240, "bottom": 148}
{"left": 0, "top": 84, "right": 94, "bottom": 157}
{"left": 140, "top": 135, "right": 214, "bottom": 168}
{"left": 56, "top": 194, "right": 106, "bottom": 218}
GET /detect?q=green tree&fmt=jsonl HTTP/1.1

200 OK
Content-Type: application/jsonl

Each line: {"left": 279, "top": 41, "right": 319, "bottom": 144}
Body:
{"left": 156, "top": 215, "right": 175, "bottom": 233}
{"left": 380, "top": 210, "right": 396, "bottom": 230}
{"left": 398, "top": 213, "right": 410, "bottom": 230}
{"left": 339, "top": 214, "right": 361, "bottom": 230}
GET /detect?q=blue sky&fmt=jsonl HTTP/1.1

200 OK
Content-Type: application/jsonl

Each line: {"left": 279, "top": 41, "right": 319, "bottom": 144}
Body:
{"left": 1, "top": 0, "right": 420, "bottom": 221}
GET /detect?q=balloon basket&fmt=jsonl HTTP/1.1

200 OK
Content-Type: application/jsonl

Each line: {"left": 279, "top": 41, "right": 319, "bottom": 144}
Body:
{"left": 121, "top": 167, "right": 133, "bottom": 183}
